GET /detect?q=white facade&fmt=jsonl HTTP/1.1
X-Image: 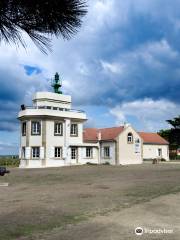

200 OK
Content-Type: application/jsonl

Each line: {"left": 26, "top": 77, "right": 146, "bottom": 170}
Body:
{"left": 18, "top": 91, "right": 90, "bottom": 168}
{"left": 100, "top": 141, "right": 116, "bottom": 165}
{"left": 143, "top": 144, "right": 169, "bottom": 161}
{"left": 116, "top": 126, "right": 143, "bottom": 165}
{"left": 18, "top": 91, "right": 168, "bottom": 168}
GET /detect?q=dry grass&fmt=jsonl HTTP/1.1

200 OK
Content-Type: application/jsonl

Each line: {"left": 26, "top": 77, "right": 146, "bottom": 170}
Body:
{"left": 0, "top": 163, "right": 180, "bottom": 239}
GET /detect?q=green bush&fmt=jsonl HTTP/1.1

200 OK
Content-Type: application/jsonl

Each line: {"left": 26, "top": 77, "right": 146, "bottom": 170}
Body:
{"left": 0, "top": 158, "right": 20, "bottom": 167}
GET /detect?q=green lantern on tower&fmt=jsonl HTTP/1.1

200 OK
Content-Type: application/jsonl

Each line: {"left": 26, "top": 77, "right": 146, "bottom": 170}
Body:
{"left": 52, "top": 72, "right": 62, "bottom": 94}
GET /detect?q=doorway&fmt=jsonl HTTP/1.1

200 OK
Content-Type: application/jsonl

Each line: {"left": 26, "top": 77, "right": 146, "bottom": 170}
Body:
{"left": 71, "top": 147, "right": 78, "bottom": 163}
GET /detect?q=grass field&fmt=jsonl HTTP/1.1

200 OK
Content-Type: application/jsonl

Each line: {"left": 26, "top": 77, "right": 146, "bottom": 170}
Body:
{"left": 0, "top": 163, "right": 180, "bottom": 240}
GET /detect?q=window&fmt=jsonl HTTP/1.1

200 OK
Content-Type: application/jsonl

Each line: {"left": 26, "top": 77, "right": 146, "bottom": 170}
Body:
{"left": 71, "top": 147, "right": 77, "bottom": 159}
{"left": 32, "top": 147, "right": 40, "bottom": 158}
{"left": 127, "top": 132, "right": 133, "bottom": 143}
{"left": 86, "top": 147, "right": 93, "bottom": 158}
{"left": 104, "top": 147, "right": 110, "bottom": 158}
{"left": 31, "top": 121, "right": 41, "bottom": 135}
{"left": 22, "top": 122, "right": 26, "bottom": 136}
{"left": 70, "top": 124, "right": 78, "bottom": 136}
{"left": 22, "top": 147, "right": 26, "bottom": 158}
{"left": 158, "top": 148, "right": 162, "bottom": 157}
{"left": 54, "top": 147, "right": 62, "bottom": 158}
{"left": 54, "top": 122, "right": 63, "bottom": 135}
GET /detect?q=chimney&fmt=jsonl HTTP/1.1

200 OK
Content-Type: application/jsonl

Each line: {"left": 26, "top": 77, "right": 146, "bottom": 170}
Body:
{"left": 97, "top": 131, "right": 101, "bottom": 141}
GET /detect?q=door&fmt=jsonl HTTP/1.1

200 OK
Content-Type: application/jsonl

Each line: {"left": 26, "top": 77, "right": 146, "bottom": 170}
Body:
{"left": 71, "top": 147, "right": 78, "bottom": 163}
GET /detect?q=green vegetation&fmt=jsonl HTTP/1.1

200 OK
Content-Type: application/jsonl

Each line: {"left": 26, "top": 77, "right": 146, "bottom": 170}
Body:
{"left": 0, "top": 0, "right": 87, "bottom": 53}
{"left": 0, "top": 158, "right": 20, "bottom": 167}
{"left": 158, "top": 115, "right": 180, "bottom": 159}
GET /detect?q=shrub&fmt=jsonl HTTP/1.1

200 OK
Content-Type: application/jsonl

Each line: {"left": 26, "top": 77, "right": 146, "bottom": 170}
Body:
{"left": 0, "top": 158, "right": 20, "bottom": 167}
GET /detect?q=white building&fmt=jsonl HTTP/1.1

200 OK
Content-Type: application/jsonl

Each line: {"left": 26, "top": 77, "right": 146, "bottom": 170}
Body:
{"left": 138, "top": 132, "right": 169, "bottom": 161}
{"left": 18, "top": 74, "right": 169, "bottom": 168}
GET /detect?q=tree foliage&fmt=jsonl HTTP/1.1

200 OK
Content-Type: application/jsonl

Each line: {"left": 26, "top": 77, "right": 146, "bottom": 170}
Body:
{"left": 167, "top": 116, "right": 180, "bottom": 129}
{"left": 158, "top": 116, "right": 180, "bottom": 153}
{"left": 0, "top": 0, "right": 87, "bottom": 53}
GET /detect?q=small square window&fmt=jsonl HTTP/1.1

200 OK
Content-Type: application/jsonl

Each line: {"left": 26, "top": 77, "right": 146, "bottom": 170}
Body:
{"left": 32, "top": 147, "right": 40, "bottom": 158}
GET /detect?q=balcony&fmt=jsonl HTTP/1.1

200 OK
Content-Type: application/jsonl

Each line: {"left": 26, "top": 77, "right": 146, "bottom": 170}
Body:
{"left": 21, "top": 105, "right": 85, "bottom": 113}
{"left": 18, "top": 105, "right": 87, "bottom": 120}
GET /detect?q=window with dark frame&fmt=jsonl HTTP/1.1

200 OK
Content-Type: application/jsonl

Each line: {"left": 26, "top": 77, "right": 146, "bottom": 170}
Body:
{"left": 70, "top": 124, "right": 78, "bottom": 136}
{"left": 71, "top": 148, "right": 77, "bottom": 159}
{"left": 86, "top": 147, "right": 93, "bottom": 158}
{"left": 31, "top": 121, "right": 41, "bottom": 135}
{"left": 54, "top": 122, "right": 63, "bottom": 135}
{"left": 32, "top": 147, "right": 40, "bottom": 158}
{"left": 127, "top": 132, "right": 133, "bottom": 143}
{"left": 104, "top": 147, "right": 110, "bottom": 158}
{"left": 54, "top": 147, "right": 62, "bottom": 158}
{"left": 22, "top": 122, "right": 26, "bottom": 136}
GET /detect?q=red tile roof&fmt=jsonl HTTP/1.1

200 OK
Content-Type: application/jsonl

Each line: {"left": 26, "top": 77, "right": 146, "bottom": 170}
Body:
{"left": 83, "top": 128, "right": 98, "bottom": 142}
{"left": 138, "top": 132, "right": 169, "bottom": 145}
{"left": 83, "top": 126, "right": 124, "bottom": 142}
{"left": 83, "top": 127, "right": 169, "bottom": 145}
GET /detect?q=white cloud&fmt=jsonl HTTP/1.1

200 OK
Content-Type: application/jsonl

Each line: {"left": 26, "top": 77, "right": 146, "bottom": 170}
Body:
{"left": 101, "top": 60, "right": 125, "bottom": 74}
{"left": 110, "top": 98, "right": 180, "bottom": 132}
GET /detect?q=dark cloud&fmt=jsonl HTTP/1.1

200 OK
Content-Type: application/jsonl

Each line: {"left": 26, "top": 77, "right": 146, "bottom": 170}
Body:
{"left": 0, "top": 0, "right": 180, "bottom": 135}
{"left": 0, "top": 63, "right": 49, "bottom": 131}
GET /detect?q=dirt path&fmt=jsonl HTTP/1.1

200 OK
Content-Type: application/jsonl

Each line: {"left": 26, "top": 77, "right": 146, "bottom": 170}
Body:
{"left": 34, "top": 192, "right": 180, "bottom": 240}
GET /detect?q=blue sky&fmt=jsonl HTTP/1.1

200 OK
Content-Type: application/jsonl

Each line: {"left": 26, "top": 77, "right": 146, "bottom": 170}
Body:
{"left": 0, "top": 0, "right": 180, "bottom": 154}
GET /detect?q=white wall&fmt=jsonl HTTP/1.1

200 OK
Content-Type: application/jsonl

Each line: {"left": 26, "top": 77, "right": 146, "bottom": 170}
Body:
{"left": 69, "top": 122, "right": 83, "bottom": 145}
{"left": 79, "top": 147, "right": 99, "bottom": 164}
{"left": 117, "top": 126, "right": 142, "bottom": 165}
{"left": 143, "top": 144, "right": 169, "bottom": 160}
{"left": 21, "top": 136, "right": 26, "bottom": 147}
{"left": 100, "top": 142, "right": 116, "bottom": 165}
{"left": 45, "top": 120, "right": 64, "bottom": 161}
{"left": 46, "top": 159, "right": 66, "bottom": 167}
{"left": 29, "top": 120, "right": 42, "bottom": 147}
